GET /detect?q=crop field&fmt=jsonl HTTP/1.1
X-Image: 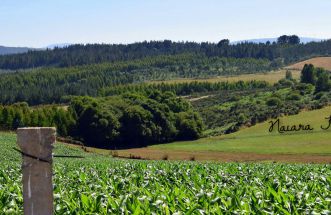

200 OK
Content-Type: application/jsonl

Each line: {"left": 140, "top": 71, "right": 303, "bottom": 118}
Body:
{"left": 1, "top": 132, "right": 331, "bottom": 214}
{"left": 149, "top": 70, "right": 301, "bottom": 85}
{"left": 286, "top": 57, "right": 331, "bottom": 71}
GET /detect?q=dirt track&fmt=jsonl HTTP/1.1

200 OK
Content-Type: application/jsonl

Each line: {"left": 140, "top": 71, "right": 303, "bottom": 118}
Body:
{"left": 115, "top": 148, "right": 331, "bottom": 163}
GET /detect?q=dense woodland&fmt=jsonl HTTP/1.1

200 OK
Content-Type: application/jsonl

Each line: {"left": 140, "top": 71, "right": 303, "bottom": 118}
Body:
{"left": 0, "top": 91, "right": 203, "bottom": 148}
{"left": 0, "top": 103, "right": 74, "bottom": 136}
{"left": 0, "top": 37, "right": 330, "bottom": 69}
{"left": 0, "top": 54, "right": 273, "bottom": 105}
{"left": 100, "top": 80, "right": 269, "bottom": 96}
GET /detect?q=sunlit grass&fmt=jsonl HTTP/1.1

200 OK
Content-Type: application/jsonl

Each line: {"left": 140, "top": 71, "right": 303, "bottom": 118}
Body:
{"left": 151, "top": 106, "right": 331, "bottom": 154}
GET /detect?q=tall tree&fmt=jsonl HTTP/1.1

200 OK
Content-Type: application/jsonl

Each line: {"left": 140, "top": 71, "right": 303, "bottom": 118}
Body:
{"left": 315, "top": 70, "right": 331, "bottom": 92}
{"left": 288, "top": 35, "right": 300, "bottom": 45}
{"left": 301, "top": 64, "right": 316, "bottom": 84}
{"left": 285, "top": 70, "right": 293, "bottom": 80}
{"left": 277, "top": 35, "right": 300, "bottom": 45}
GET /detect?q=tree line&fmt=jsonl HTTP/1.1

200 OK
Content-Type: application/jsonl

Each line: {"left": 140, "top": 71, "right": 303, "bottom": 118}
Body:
{"left": 0, "top": 91, "right": 204, "bottom": 149}
{"left": 0, "top": 103, "right": 74, "bottom": 136}
{"left": 0, "top": 54, "right": 273, "bottom": 105}
{"left": 100, "top": 80, "right": 269, "bottom": 96}
{"left": 300, "top": 64, "right": 331, "bottom": 93}
{"left": 0, "top": 36, "right": 330, "bottom": 69}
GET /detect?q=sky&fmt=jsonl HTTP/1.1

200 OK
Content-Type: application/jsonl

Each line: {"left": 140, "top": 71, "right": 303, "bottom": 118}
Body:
{"left": 1, "top": 0, "right": 331, "bottom": 47}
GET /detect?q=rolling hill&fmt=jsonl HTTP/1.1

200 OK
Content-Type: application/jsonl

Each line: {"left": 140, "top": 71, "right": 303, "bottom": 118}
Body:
{"left": 2, "top": 106, "right": 330, "bottom": 163}
{"left": 114, "top": 106, "right": 331, "bottom": 162}
{"left": 286, "top": 57, "right": 331, "bottom": 71}
{"left": 150, "top": 106, "right": 331, "bottom": 154}
{"left": 0, "top": 45, "right": 35, "bottom": 55}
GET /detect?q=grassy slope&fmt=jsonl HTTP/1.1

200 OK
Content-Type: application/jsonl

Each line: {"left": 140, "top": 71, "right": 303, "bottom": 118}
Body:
{"left": 149, "top": 70, "right": 301, "bottom": 84}
{"left": 2, "top": 106, "right": 330, "bottom": 162}
{"left": 286, "top": 57, "right": 331, "bottom": 71}
{"left": 150, "top": 106, "right": 331, "bottom": 154}
{"left": 149, "top": 56, "right": 331, "bottom": 85}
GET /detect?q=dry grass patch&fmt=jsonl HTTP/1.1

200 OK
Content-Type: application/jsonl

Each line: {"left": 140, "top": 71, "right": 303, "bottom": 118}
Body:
{"left": 286, "top": 57, "right": 331, "bottom": 71}
{"left": 150, "top": 70, "right": 300, "bottom": 84}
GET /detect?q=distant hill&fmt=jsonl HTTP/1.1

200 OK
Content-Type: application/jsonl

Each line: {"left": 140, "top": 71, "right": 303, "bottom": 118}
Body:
{"left": 286, "top": 57, "right": 331, "bottom": 71}
{"left": 0, "top": 39, "right": 330, "bottom": 70}
{"left": 46, "top": 43, "right": 73, "bottom": 49}
{"left": 0, "top": 43, "right": 73, "bottom": 55}
{"left": 0, "top": 46, "right": 35, "bottom": 55}
{"left": 232, "top": 37, "right": 324, "bottom": 44}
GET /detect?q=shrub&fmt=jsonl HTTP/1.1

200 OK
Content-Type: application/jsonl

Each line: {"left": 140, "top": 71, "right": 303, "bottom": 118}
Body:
{"left": 237, "top": 113, "right": 248, "bottom": 125}
{"left": 277, "top": 79, "right": 294, "bottom": 88}
{"left": 315, "top": 71, "right": 331, "bottom": 93}
{"left": 266, "top": 97, "right": 282, "bottom": 107}
{"left": 314, "top": 92, "right": 325, "bottom": 100}
{"left": 285, "top": 70, "right": 293, "bottom": 80}
{"left": 286, "top": 93, "right": 301, "bottom": 101}
{"left": 293, "top": 83, "right": 314, "bottom": 95}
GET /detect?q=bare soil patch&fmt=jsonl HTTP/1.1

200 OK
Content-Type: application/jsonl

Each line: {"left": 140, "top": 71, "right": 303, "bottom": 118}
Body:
{"left": 114, "top": 148, "right": 331, "bottom": 163}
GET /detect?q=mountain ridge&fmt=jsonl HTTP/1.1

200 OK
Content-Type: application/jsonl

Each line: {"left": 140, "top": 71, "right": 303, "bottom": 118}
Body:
{"left": 0, "top": 45, "right": 36, "bottom": 55}
{"left": 231, "top": 37, "right": 324, "bottom": 44}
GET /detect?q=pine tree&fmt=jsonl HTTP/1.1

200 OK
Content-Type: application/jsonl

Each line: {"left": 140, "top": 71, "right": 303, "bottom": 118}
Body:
{"left": 301, "top": 64, "right": 316, "bottom": 84}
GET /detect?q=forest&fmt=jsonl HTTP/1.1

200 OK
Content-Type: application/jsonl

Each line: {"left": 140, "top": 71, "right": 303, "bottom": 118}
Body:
{"left": 0, "top": 36, "right": 330, "bottom": 69}
{"left": 0, "top": 91, "right": 203, "bottom": 148}
{"left": 100, "top": 80, "right": 269, "bottom": 97}
{"left": 0, "top": 54, "right": 273, "bottom": 105}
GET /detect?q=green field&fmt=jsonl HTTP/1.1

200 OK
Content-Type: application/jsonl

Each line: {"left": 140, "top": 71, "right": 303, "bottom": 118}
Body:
{"left": 1, "top": 132, "right": 331, "bottom": 214}
{"left": 150, "top": 106, "right": 331, "bottom": 154}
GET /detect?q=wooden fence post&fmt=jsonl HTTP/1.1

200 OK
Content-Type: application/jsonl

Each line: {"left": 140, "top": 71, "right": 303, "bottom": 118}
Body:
{"left": 17, "top": 127, "right": 56, "bottom": 215}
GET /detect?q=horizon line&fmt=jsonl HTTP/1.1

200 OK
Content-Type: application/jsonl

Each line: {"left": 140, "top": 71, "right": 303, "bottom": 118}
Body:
{"left": 1, "top": 35, "right": 330, "bottom": 49}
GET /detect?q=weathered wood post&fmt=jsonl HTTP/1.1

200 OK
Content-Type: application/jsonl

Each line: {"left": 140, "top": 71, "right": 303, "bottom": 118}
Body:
{"left": 17, "top": 127, "right": 56, "bottom": 215}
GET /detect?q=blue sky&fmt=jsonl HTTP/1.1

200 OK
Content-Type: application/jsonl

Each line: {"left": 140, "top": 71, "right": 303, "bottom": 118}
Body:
{"left": 1, "top": 0, "right": 330, "bottom": 47}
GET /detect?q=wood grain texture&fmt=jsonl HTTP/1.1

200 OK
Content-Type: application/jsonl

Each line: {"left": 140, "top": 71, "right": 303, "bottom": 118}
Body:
{"left": 17, "top": 127, "right": 56, "bottom": 215}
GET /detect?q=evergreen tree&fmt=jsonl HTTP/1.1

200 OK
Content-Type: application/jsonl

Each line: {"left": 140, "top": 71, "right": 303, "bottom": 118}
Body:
{"left": 315, "top": 71, "right": 331, "bottom": 92}
{"left": 301, "top": 64, "right": 316, "bottom": 84}
{"left": 285, "top": 70, "right": 293, "bottom": 80}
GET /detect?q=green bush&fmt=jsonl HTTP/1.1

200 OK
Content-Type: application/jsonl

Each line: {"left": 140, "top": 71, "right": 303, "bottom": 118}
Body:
{"left": 286, "top": 92, "right": 301, "bottom": 101}
{"left": 266, "top": 97, "right": 283, "bottom": 107}
{"left": 293, "top": 83, "right": 314, "bottom": 95}
{"left": 314, "top": 92, "right": 325, "bottom": 100}
{"left": 276, "top": 78, "right": 294, "bottom": 88}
